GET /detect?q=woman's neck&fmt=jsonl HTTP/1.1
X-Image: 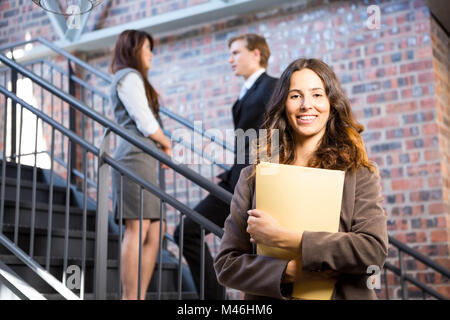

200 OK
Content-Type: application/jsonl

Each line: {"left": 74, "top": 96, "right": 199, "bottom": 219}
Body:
{"left": 292, "top": 134, "right": 323, "bottom": 166}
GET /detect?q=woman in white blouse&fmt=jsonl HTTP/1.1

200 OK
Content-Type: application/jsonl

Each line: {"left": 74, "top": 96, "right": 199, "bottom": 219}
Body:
{"left": 110, "top": 30, "right": 171, "bottom": 300}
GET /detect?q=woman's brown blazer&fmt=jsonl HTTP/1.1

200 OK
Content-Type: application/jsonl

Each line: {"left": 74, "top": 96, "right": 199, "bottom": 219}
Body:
{"left": 214, "top": 164, "right": 389, "bottom": 300}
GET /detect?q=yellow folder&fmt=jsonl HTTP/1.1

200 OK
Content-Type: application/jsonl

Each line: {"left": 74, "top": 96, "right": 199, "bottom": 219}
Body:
{"left": 255, "top": 162, "right": 345, "bottom": 300}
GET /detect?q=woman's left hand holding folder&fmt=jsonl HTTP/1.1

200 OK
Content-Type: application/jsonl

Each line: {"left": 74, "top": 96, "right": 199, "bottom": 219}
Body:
{"left": 247, "top": 209, "right": 303, "bottom": 253}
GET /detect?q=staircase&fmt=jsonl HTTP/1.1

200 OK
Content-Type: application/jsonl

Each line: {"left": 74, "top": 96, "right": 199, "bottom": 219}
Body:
{"left": 0, "top": 161, "right": 197, "bottom": 299}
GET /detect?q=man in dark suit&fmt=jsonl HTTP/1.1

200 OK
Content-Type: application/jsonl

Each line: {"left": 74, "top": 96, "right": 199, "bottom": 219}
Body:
{"left": 174, "top": 34, "right": 278, "bottom": 299}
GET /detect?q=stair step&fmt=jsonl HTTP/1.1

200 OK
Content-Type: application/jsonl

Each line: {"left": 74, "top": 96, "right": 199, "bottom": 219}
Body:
{"left": 0, "top": 162, "right": 45, "bottom": 183}
{"left": 1, "top": 177, "right": 69, "bottom": 206}
{"left": 0, "top": 224, "right": 120, "bottom": 259}
{"left": 1, "top": 161, "right": 198, "bottom": 300}
{"left": 1, "top": 199, "right": 96, "bottom": 232}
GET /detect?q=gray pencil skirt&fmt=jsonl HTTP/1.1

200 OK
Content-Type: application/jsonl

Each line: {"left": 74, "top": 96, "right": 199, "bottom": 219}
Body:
{"left": 112, "top": 147, "right": 165, "bottom": 224}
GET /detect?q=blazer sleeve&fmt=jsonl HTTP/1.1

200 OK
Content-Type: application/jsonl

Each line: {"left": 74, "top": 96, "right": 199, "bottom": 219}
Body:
{"left": 214, "top": 166, "right": 289, "bottom": 299}
{"left": 301, "top": 165, "right": 388, "bottom": 275}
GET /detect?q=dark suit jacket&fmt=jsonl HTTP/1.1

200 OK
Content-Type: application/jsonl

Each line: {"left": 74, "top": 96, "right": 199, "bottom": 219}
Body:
{"left": 217, "top": 72, "right": 278, "bottom": 191}
{"left": 214, "top": 164, "right": 389, "bottom": 300}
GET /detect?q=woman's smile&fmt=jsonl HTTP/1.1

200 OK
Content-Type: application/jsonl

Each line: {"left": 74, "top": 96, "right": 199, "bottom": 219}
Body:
{"left": 296, "top": 114, "right": 318, "bottom": 124}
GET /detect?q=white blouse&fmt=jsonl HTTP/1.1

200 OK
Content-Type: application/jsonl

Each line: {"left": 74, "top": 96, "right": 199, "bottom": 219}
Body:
{"left": 117, "top": 72, "right": 160, "bottom": 137}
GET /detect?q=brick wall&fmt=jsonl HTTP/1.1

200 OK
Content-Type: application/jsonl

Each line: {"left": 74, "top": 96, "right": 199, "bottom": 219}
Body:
{"left": 1, "top": 0, "right": 449, "bottom": 299}
{"left": 431, "top": 15, "right": 450, "bottom": 272}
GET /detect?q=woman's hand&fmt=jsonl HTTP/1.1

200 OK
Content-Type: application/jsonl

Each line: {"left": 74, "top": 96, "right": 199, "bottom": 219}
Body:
{"left": 247, "top": 209, "right": 302, "bottom": 251}
{"left": 159, "top": 144, "right": 172, "bottom": 169}
{"left": 282, "top": 259, "right": 340, "bottom": 284}
{"left": 282, "top": 258, "right": 301, "bottom": 283}
{"left": 247, "top": 209, "right": 284, "bottom": 247}
{"left": 148, "top": 128, "right": 172, "bottom": 169}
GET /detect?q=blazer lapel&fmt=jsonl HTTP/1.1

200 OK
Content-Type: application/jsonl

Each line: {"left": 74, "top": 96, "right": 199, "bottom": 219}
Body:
{"left": 232, "top": 73, "right": 267, "bottom": 123}
{"left": 232, "top": 99, "right": 241, "bottom": 126}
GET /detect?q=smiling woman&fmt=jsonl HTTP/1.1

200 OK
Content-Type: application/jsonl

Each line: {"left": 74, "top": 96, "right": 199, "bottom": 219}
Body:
{"left": 214, "top": 58, "right": 389, "bottom": 300}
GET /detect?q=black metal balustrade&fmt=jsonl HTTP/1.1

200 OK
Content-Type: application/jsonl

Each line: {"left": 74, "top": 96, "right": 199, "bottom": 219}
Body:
{"left": 0, "top": 38, "right": 233, "bottom": 279}
{"left": 0, "top": 52, "right": 231, "bottom": 299}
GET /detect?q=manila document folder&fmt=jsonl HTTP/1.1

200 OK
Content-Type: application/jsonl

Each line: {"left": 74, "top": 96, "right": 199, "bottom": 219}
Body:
{"left": 255, "top": 162, "right": 345, "bottom": 300}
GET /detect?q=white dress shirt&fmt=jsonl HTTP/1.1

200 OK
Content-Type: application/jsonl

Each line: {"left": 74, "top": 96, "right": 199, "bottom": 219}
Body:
{"left": 117, "top": 72, "right": 160, "bottom": 137}
{"left": 239, "top": 68, "right": 266, "bottom": 100}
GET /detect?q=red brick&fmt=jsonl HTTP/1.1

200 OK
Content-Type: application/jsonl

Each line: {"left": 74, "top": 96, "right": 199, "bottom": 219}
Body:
{"left": 401, "top": 88, "right": 412, "bottom": 99}
{"left": 400, "top": 60, "right": 433, "bottom": 73}
{"left": 367, "top": 117, "right": 400, "bottom": 129}
{"left": 418, "top": 72, "right": 434, "bottom": 83}
{"left": 435, "top": 216, "right": 448, "bottom": 228}
{"left": 409, "top": 152, "right": 421, "bottom": 163}
{"left": 392, "top": 178, "right": 423, "bottom": 190}
{"left": 434, "top": 258, "right": 450, "bottom": 270}
{"left": 429, "top": 203, "right": 445, "bottom": 215}
{"left": 436, "top": 286, "right": 450, "bottom": 298}
{"left": 405, "top": 136, "right": 438, "bottom": 149}
{"left": 431, "top": 230, "right": 448, "bottom": 243}
{"left": 386, "top": 101, "right": 417, "bottom": 113}
{"left": 424, "top": 149, "right": 441, "bottom": 161}
{"left": 428, "top": 176, "right": 443, "bottom": 188}
{"left": 422, "top": 123, "right": 439, "bottom": 135}
{"left": 420, "top": 97, "right": 436, "bottom": 109}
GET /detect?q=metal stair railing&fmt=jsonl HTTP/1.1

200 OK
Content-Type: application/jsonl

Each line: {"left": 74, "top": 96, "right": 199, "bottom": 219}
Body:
{"left": 382, "top": 235, "right": 450, "bottom": 300}
{"left": 0, "top": 84, "right": 226, "bottom": 300}
{"left": 0, "top": 37, "right": 234, "bottom": 267}
{"left": 0, "top": 51, "right": 234, "bottom": 299}
{"left": 0, "top": 53, "right": 232, "bottom": 202}
{"left": 0, "top": 41, "right": 232, "bottom": 266}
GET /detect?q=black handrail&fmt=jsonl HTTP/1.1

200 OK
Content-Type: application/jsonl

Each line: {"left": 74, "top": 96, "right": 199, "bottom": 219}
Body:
{"left": 0, "top": 53, "right": 233, "bottom": 205}
{"left": 388, "top": 235, "right": 450, "bottom": 278}
{"left": 384, "top": 262, "right": 447, "bottom": 300}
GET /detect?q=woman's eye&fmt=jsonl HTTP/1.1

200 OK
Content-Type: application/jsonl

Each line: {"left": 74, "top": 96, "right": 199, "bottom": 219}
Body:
{"left": 290, "top": 94, "right": 301, "bottom": 99}
{"left": 313, "top": 94, "right": 323, "bottom": 98}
